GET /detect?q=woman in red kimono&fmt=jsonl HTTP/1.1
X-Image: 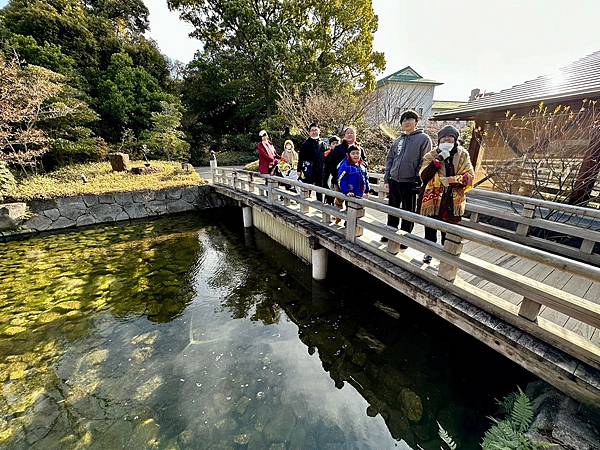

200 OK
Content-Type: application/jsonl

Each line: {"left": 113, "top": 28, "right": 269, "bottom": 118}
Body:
{"left": 257, "top": 130, "right": 279, "bottom": 175}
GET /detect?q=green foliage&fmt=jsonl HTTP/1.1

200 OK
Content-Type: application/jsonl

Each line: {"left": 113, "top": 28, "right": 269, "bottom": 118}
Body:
{"left": 139, "top": 100, "right": 190, "bottom": 161}
{"left": 0, "top": 162, "right": 17, "bottom": 200}
{"left": 482, "top": 388, "right": 549, "bottom": 450}
{"left": 95, "top": 52, "right": 176, "bottom": 141}
{"left": 173, "top": 0, "right": 385, "bottom": 145}
{"left": 11, "top": 161, "right": 204, "bottom": 200}
{"left": 437, "top": 421, "right": 457, "bottom": 450}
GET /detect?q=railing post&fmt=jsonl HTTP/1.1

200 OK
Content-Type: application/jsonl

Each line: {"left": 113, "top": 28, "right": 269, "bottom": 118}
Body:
{"left": 232, "top": 171, "right": 238, "bottom": 190}
{"left": 378, "top": 178, "right": 386, "bottom": 201}
{"left": 266, "top": 178, "right": 276, "bottom": 205}
{"left": 438, "top": 232, "right": 463, "bottom": 282}
{"left": 301, "top": 189, "right": 310, "bottom": 213}
{"left": 580, "top": 239, "right": 595, "bottom": 254}
{"left": 515, "top": 203, "right": 536, "bottom": 236}
{"left": 248, "top": 172, "right": 255, "bottom": 194}
{"left": 345, "top": 200, "right": 364, "bottom": 243}
{"left": 518, "top": 298, "right": 542, "bottom": 321}
{"left": 470, "top": 211, "right": 479, "bottom": 223}
{"left": 209, "top": 151, "right": 218, "bottom": 182}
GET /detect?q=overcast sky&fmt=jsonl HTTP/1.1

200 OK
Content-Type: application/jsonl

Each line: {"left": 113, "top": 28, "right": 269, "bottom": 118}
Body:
{"left": 2, "top": 0, "right": 597, "bottom": 100}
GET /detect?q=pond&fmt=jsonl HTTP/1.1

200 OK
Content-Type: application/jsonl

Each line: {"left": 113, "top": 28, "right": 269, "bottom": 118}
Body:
{"left": 0, "top": 210, "right": 534, "bottom": 449}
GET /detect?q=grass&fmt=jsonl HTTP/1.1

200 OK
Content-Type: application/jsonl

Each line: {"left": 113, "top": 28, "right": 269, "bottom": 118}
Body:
{"left": 10, "top": 161, "right": 205, "bottom": 201}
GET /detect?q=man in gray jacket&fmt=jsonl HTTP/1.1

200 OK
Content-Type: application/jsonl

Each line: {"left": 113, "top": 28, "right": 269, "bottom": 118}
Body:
{"left": 382, "top": 110, "right": 432, "bottom": 244}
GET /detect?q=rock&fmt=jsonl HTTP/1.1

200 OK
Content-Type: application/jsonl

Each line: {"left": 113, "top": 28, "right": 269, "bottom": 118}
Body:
{"left": 76, "top": 215, "right": 96, "bottom": 227}
{"left": 131, "top": 332, "right": 159, "bottom": 346}
{"left": 178, "top": 429, "right": 193, "bottom": 447}
{"left": 84, "top": 349, "right": 109, "bottom": 366}
{"left": 234, "top": 433, "right": 250, "bottom": 445}
{"left": 116, "top": 211, "right": 130, "bottom": 222}
{"left": 146, "top": 200, "right": 167, "bottom": 216}
{"left": 131, "top": 166, "right": 161, "bottom": 175}
{"left": 108, "top": 152, "right": 130, "bottom": 172}
{"left": 25, "top": 214, "right": 53, "bottom": 231}
{"left": 52, "top": 217, "right": 76, "bottom": 229}
{"left": 400, "top": 389, "right": 423, "bottom": 422}
{"left": 98, "top": 194, "right": 115, "bottom": 204}
{"left": 236, "top": 396, "right": 252, "bottom": 415}
{"left": 130, "top": 418, "right": 160, "bottom": 449}
{"left": 123, "top": 203, "right": 147, "bottom": 219}
{"left": 166, "top": 189, "right": 183, "bottom": 200}
{"left": 355, "top": 328, "right": 386, "bottom": 352}
{"left": 113, "top": 192, "right": 134, "bottom": 205}
{"left": 132, "top": 191, "right": 155, "bottom": 203}
{"left": 167, "top": 200, "right": 193, "bottom": 214}
{"left": 181, "top": 188, "right": 199, "bottom": 204}
{"left": 0, "top": 202, "right": 27, "bottom": 231}
{"left": 43, "top": 208, "right": 61, "bottom": 221}
{"left": 56, "top": 197, "right": 86, "bottom": 221}
{"left": 90, "top": 203, "right": 123, "bottom": 222}
{"left": 82, "top": 195, "right": 99, "bottom": 207}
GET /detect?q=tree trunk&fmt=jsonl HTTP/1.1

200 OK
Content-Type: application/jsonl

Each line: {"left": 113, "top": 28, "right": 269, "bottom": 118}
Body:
{"left": 568, "top": 128, "right": 600, "bottom": 205}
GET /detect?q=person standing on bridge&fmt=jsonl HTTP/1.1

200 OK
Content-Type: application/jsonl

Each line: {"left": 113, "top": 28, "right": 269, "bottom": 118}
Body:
{"left": 297, "top": 122, "right": 327, "bottom": 202}
{"left": 338, "top": 144, "right": 369, "bottom": 199}
{"left": 257, "top": 130, "right": 280, "bottom": 175}
{"left": 382, "top": 110, "right": 432, "bottom": 246}
{"left": 420, "top": 125, "right": 474, "bottom": 264}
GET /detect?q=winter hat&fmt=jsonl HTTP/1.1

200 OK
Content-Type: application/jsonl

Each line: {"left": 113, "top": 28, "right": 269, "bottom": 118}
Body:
{"left": 258, "top": 129, "right": 268, "bottom": 137}
{"left": 437, "top": 125, "right": 459, "bottom": 141}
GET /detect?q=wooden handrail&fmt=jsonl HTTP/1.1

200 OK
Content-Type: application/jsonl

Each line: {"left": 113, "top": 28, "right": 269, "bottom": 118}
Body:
{"left": 217, "top": 167, "right": 600, "bottom": 283}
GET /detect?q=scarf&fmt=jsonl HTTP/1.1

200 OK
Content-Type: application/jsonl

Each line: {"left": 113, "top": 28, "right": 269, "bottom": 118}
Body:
{"left": 420, "top": 146, "right": 474, "bottom": 218}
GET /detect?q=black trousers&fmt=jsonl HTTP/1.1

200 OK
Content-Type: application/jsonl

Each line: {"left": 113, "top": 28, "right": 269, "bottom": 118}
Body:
{"left": 387, "top": 180, "right": 417, "bottom": 232}
{"left": 424, "top": 227, "right": 446, "bottom": 245}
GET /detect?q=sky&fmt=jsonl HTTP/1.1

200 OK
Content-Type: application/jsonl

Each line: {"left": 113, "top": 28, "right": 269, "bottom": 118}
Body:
{"left": 1, "top": 0, "right": 598, "bottom": 100}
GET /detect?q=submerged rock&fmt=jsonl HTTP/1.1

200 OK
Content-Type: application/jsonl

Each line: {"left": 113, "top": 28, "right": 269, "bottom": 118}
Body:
{"left": 400, "top": 388, "right": 423, "bottom": 422}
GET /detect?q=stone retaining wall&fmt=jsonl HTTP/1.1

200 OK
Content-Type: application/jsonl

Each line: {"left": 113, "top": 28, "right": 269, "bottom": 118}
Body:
{"left": 1, "top": 185, "right": 233, "bottom": 240}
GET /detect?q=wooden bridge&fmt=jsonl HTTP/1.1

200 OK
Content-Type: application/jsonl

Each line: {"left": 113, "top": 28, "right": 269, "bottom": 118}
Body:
{"left": 211, "top": 166, "right": 600, "bottom": 406}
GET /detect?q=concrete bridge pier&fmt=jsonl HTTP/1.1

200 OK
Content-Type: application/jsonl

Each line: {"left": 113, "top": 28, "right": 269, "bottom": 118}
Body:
{"left": 309, "top": 237, "right": 328, "bottom": 280}
{"left": 242, "top": 206, "right": 253, "bottom": 228}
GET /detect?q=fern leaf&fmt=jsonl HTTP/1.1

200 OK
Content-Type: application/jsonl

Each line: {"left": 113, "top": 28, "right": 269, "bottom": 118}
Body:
{"left": 510, "top": 388, "right": 533, "bottom": 432}
{"left": 437, "top": 421, "right": 457, "bottom": 450}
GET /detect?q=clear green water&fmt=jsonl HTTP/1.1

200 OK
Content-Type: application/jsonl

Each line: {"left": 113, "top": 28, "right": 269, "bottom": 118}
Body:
{"left": 0, "top": 210, "right": 533, "bottom": 449}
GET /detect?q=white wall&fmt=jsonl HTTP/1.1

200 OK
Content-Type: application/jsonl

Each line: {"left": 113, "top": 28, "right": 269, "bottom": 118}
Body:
{"left": 367, "top": 82, "right": 437, "bottom": 127}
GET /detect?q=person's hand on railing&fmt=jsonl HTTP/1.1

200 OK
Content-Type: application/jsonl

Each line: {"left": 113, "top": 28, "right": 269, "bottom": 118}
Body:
{"left": 347, "top": 192, "right": 355, "bottom": 197}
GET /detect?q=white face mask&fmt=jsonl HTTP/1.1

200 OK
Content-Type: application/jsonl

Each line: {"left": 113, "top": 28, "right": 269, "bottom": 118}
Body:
{"left": 438, "top": 143, "right": 454, "bottom": 152}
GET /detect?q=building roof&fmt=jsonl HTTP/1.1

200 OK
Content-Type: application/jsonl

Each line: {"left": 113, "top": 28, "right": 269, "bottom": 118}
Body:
{"left": 432, "top": 100, "right": 467, "bottom": 110}
{"left": 434, "top": 49, "right": 600, "bottom": 120}
{"left": 377, "top": 66, "right": 443, "bottom": 87}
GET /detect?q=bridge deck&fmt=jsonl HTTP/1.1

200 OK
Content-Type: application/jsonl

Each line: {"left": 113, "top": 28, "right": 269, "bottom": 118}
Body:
{"left": 296, "top": 203, "right": 600, "bottom": 350}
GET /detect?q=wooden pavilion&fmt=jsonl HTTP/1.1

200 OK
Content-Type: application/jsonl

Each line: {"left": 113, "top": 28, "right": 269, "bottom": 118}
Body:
{"left": 433, "top": 50, "right": 600, "bottom": 206}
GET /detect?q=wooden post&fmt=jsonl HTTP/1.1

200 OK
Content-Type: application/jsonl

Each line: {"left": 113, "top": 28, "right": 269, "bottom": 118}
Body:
{"left": 516, "top": 203, "right": 536, "bottom": 236}
{"left": 345, "top": 201, "right": 365, "bottom": 243}
{"left": 518, "top": 298, "right": 542, "bottom": 321}
{"left": 378, "top": 178, "right": 386, "bottom": 201}
{"left": 580, "top": 239, "right": 595, "bottom": 254}
{"left": 387, "top": 238, "right": 401, "bottom": 255}
{"left": 322, "top": 210, "right": 331, "bottom": 224}
{"left": 438, "top": 233, "right": 463, "bottom": 282}
{"left": 266, "top": 179, "right": 276, "bottom": 205}
{"left": 301, "top": 189, "right": 310, "bottom": 213}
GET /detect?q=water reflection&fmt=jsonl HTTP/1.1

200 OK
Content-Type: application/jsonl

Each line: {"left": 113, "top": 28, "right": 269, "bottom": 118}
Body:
{"left": 0, "top": 210, "right": 533, "bottom": 449}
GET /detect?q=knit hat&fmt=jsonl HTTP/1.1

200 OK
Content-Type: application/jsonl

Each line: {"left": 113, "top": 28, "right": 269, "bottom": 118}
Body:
{"left": 438, "top": 125, "right": 460, "bottom": 141}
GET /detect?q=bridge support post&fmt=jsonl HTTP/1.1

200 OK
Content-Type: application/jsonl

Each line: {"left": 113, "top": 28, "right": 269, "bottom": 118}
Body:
{"left": 438, "top": 233, "right": 463, "bottom": 282}
{"left": 242, "top": 206, "right": 253, "bottom": 228}
{"left": 345, "top": 201, "right": 364, "bottom": 243}
{"left": 310, "top": 237, "right": 328, "bottom": 280}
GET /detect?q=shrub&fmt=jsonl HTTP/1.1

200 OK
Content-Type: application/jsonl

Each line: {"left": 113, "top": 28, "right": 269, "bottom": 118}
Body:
{"left": 10, "top": 161, "right": 205, "bottom": 201}
{"left": 0, "top": 162, "right": 17, "bottom": 201}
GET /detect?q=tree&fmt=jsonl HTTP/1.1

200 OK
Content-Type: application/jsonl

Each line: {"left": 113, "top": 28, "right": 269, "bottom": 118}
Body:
{"left": 140, "top": 100, "right": 191, "bottom": 161}
{"left": 95, "top": 52, "right": 176, "bottom": 141}
{"left": 171, "top": 0, "right": 385, "bottom": 136}
{"left": 0, "top": 53, "right": 92, "bottom": 173}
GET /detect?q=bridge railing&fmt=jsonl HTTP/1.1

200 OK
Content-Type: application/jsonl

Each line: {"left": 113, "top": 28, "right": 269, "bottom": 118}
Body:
{"left": 367, "top": 172, "right": 600, "bottom": 265}
{"left": 213, "top": 167, "right": 600, "bottom": 368}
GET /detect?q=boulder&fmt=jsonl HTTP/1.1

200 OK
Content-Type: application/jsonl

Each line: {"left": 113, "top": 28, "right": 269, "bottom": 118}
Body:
{"left": 113, "top": 192, "right": 134, "bottom": 205}
{"left": 25, "top": 214, "right": 53, "bottom": 231}
{"left": 399, "top": 388, "right": 423, "bottom": 422}
{"left": 43, "top": 208, "right": 61, "bottom": 221}
{"left": 89, "top": 203, "right": 123, "bottom": 222}
{"left": 108, "top": 152, "right": 130, "bottom": 172}
{"left": 123, "top": 203, "right": 147, "bottom": 219}
{"left": 0, "top": 202, "right": 27, "bottom": 231}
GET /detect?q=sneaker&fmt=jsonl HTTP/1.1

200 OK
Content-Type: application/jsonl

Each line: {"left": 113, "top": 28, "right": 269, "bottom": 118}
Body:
{"left": 423, "top": 255, "right": 432, "bottom": 264}
{"left": 380, "top": 236, "right": 388, "bottom": 243}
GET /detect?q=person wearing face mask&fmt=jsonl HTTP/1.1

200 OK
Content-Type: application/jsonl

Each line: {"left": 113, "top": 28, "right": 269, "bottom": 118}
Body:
{"left": 382, "top": 110, "right": 432, "bottom": 246}
{"left": 419, "top": 125, "right": 474, "bottom": 264}
{"left": 298, "top": 122, "right": 328, "bottom": 201}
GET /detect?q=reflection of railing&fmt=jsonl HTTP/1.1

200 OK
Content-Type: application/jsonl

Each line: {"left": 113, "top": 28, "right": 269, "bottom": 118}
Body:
{"left": 213, "top": 167, "right": 600, "bottom": 370}
{"left": 366, "top": 172, "right": 600, "bottom": 266}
